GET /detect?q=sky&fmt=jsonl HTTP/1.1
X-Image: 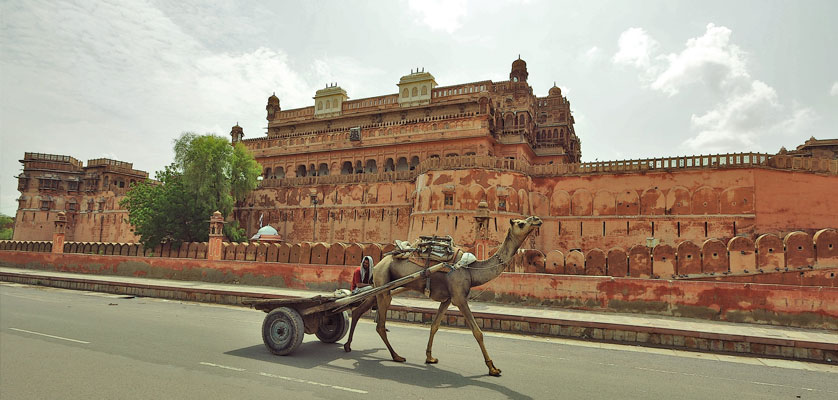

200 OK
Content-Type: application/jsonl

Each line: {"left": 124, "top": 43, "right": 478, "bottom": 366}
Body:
{"left": 1, "top": 0, "right": 836, "bottom": 216}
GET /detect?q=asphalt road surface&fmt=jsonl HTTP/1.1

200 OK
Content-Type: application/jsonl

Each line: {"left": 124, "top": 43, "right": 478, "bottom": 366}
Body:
{"left": 2, "top": 282, "right": 837, "bottom": 400}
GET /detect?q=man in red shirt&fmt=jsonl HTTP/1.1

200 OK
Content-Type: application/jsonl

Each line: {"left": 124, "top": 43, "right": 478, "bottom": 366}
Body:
{"left": 351, "top": 256, "right": 374, "bottom": 293}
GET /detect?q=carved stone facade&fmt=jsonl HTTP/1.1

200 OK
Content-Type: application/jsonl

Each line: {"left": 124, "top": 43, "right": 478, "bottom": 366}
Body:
{"left": 13, "top": 153, "right": 148, "bottom": 242}
{"left": 234, "top": 59, "right": 837, "bottom": 258}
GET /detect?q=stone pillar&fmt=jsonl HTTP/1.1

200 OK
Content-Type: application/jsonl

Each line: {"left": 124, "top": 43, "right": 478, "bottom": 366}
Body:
{"left": 52, "top": 212, "right": 66, "bottom": 254}
{"left": 207, "top": 211, "right": 224, "bottom": 260}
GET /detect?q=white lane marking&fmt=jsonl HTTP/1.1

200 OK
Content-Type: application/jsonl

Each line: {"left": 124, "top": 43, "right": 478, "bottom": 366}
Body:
{"left": 9, "top": 328, "right": 90, "bottom": 344}
{"left": 258, "top": 372, "right": 368, "bottom": 394}
{"left": 198, "top": 362, "right": 367, "bottom": 393}
{"left": 199, "top": 362, "right": 246, "bottom": 372}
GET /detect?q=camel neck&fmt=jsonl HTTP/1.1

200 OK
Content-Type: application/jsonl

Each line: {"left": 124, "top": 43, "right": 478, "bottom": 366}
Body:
{"left": 468, "top": 231, "right": 523, "bottom": 287}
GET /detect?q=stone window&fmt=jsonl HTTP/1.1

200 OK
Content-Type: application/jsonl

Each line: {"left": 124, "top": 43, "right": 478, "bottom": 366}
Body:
{"left": 40, "top": 199, "right": 51, "bottom": 210}
{"left": 412, "top": 87, "right": 418, "bottom": 97}
{"left": 67, "top": 202, "right": 77, "bottom": 212}
{"left": 402, "top": 89, "right": 409, "bottom": 98}
{"left": 444, "top": 193, "right": 454, "bottom": 206}
{"left": 68, "top": 181, "right": 79, "bottom": 191}
{"left": 421, "top": 85, "right": 427, "bottom": 95}
{"left": 317, "top": 101, "right": 323, "bottom": 110}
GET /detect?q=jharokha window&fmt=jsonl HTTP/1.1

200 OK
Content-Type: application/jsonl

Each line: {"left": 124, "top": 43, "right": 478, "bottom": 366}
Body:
{"left": 38, "top": 178, "right": 60, "bottom": 190}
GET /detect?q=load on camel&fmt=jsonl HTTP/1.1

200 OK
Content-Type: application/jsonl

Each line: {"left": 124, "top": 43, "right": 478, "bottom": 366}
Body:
{"left": 343, "top": 216, "right": 543, "bottom": 377}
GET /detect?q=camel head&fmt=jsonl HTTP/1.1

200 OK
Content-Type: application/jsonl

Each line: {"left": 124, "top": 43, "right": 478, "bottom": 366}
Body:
{"left": 508, "top": 216, "right": 542, "bottom": 242}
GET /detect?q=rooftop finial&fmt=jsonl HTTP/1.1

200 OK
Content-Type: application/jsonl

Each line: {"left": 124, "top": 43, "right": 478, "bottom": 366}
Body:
{"left": 518, "top": 54, "right": 521, "bottom": 60}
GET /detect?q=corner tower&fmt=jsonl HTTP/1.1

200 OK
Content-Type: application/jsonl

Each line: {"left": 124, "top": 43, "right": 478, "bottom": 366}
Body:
{"left": 510, "top": 56, "right": 528, "bottom": 82}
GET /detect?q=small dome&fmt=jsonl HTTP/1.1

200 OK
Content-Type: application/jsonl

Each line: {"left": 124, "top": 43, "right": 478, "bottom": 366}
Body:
{"left": 512, "top": 58, "right": 527, "bottom": 69}
{"left": 549, "top": 85, "right": 562, "bottom": 96}
{"left": 256, "top": 225, "right": 278, "bottom": 236}
{"left": 268, "top": 92, "right": 279, "bottom": 104}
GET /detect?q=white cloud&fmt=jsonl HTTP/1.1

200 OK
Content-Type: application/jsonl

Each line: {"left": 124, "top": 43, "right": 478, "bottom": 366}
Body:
{"left": 612, "top": 27, "right": 658, "bottom": 70}
{"left": 582, "top": 46, "right": 602, "bottom": 64}
{"left": 831, "top": 82, "right": 838, "bottom": 96}
{"left": 0, "top": 0, "right": 368, "bottom": 215}
{"left": 407, "top": 0, "right": 468, "bottom": 33}
{"left": 612, "top": 23, "right": 816, "bottom": 153}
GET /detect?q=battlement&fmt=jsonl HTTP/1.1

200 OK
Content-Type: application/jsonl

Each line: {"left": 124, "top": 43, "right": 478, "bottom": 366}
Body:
{"left": 23, "top": 153, "right": 83, "bottom": 168}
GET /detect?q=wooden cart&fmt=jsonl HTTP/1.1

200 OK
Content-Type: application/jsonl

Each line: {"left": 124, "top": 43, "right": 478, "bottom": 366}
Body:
{"left": 243, "top": 261, "right": 448, "bottom": 356}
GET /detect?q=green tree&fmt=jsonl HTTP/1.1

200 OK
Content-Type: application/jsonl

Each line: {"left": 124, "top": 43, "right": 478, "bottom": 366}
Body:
{"left": 0, "top": 213, "right": 14, "bottom": 240}
{"left": 122, "top": 133, "right": 261, "bottom": 247}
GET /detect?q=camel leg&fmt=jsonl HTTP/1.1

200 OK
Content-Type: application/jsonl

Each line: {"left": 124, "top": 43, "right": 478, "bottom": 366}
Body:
{"left": 344, "top": 296, "right": 376, "bottom": 352}
{"left": 375, "top": 291, "right": 405, "bottom": 362}
{"left": 452, "top": 297, "right": 501, "bottom": 377}
{"left": 425, "top": 299, "right": 451, "bottom": 364}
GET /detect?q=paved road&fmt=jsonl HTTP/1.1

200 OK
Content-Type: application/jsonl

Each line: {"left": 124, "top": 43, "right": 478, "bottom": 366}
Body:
{"left": 1, "top": 282, "right": 837, "bottom": 400}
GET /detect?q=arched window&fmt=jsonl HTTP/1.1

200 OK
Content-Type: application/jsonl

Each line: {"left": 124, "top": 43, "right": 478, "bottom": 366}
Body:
{"left": 325, "top": 100, "right": 331, "bottom": 109}
{"left": 518, "top": 114, "right": 525, "bottom": 126}
{"left": 396, "top": 157, "right": 409, "bottom": 171}
{"left": 412, "top": 87, "right": 418, "bottom": 97}
{"left": 317, "top": 101, "right": 323, "bottom": 110}
{"left": 308, "top": 163, "right": 316, "bottom": 177}
{"left": 341, "top": 161, "right": 353, "bottom": 175}
{"left": 409, "top": 156, "right": 420, "bottom": 170}
{"left": 421, "top": 85, "right": 427, "bottom": 95}
{"left": 513, "top": 77, "right": 518, "bottom": 82}
{"left": 318, "top": 163, "right": 329, "bottom": 176}
{"left": 384, "top": 158, "right": 395, "bottom": 172}
{"left": 402, "top": 89, "right": 409, "bottom": 98}
{"left": 264, "top": 167, "right": 271, "bottom": 178}
{"left": 296, "top": 165, "right": 307, "bottom": 177}
{"left": 365, "top": 159, "right": 377, "bottom": 173}
{"left": 275, "top": 167, "right": 285, "bottom": 178}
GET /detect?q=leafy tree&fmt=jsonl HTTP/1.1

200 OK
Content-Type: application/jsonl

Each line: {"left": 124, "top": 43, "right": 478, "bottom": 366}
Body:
{"left": 122, "top": 133, "right": 261, "bottom": 247}
{"left": 0, "top": 213, "right": 14, "bottom": 240}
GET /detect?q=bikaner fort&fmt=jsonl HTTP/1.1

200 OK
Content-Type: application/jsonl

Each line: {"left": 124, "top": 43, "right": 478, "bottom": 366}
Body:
{"left": 3, "top": 58, "right": 838, "bottom": 362}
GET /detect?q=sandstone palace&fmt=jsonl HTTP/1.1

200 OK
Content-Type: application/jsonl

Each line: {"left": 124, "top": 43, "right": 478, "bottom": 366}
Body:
{"left": 13, "top": 58, "right": 838, "bottom": 264}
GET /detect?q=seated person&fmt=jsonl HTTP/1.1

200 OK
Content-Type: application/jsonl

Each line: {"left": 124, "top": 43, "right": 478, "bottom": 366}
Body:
{"left": 351, "top": 256, "right": 374, "bottom": 294}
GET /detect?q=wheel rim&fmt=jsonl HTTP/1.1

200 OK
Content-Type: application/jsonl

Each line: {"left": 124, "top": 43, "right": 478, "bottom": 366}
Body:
{"left": 269, "top": 317, "right": 292, "bottom": 347}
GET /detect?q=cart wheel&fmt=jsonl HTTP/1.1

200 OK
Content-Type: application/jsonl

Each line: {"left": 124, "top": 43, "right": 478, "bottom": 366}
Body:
{"left": 262, "top": 307, "right": 304, "bottom": 356}
{"left": 315, "top": 310, "right": 350, "bottom": 343}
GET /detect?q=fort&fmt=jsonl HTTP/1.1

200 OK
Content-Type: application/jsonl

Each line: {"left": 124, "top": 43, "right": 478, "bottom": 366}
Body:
{"left": 9, "top": 58, "right": 838, "bottom": 281}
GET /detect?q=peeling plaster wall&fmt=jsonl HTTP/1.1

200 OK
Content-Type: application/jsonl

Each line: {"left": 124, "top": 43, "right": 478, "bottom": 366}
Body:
{"left": 1, "top": 251, "right": 835, "bottom": 330}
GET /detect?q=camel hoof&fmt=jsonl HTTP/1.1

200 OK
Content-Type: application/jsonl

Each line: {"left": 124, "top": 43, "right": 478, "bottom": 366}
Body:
{"left": 486, "top": 360, "right": 501, "bottom": 376}
{"left": 393, "top": 355, "right": 406, "bottom": 363}
{"left": 425, "top": 357, "right": 438, "bottom": 364}
{"left": 343, "top": 343, "right": 351, "bottom": 352}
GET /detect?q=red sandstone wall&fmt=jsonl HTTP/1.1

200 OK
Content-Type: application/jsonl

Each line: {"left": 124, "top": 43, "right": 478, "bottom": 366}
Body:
{"left": 753, "top": 169, "right": 838, "bottom": 234}
{"left": 1, "top": 250, "right": 835, "bottom": 329}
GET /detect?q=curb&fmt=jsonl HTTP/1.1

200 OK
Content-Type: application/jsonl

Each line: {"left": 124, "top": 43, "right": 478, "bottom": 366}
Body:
{"left": 2, "top": 271, "right": 835, "bottom": 365}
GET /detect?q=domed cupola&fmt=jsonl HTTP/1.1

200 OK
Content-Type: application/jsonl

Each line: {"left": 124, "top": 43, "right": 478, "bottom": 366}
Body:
{"left": 548, "top": 84, "right": 562, "bottom": 97}
{"left": 266, "top": 92, "right": 280, "bottom": 121}
{"left": 510, "top": 56, "right": 528, "bottom": 83}
{"left": 230, "top": 123, "right": 244, "bottom": 143}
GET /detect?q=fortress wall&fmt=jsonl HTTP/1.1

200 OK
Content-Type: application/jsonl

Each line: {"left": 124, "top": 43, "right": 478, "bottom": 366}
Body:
{"left": 753, "top": 169, "right": 838, "bottom": 233}
{"left": 2, "top": 249, "right": 835, "bottom": 329}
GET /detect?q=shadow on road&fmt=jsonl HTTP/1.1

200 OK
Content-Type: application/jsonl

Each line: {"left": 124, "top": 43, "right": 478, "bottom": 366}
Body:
{"left": 225, "top": 342, "right": 533, "bottom": 399}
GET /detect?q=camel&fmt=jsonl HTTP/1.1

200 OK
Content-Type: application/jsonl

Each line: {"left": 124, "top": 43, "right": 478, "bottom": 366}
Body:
{"left": 343, "top": 216, "right": 543, "bottom": 377}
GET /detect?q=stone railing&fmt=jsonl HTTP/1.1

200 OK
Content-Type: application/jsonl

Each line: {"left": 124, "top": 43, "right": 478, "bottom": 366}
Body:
{"left": 256, "top": 152, "right": 836, "bottom": 188}
{"left": 3, "top": 228, "right": 835, "bottom": 284}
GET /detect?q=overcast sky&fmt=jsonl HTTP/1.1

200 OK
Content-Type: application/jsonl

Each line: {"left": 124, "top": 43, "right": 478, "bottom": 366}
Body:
{"left": 1, "top": 0, "right": 836, "bottom": 216}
